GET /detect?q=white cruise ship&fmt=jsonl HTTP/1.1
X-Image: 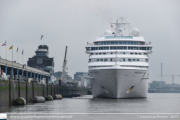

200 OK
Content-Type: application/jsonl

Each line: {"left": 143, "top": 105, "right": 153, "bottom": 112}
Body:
{"left": 85, "top": 18, "right": 152, "bottom": 98}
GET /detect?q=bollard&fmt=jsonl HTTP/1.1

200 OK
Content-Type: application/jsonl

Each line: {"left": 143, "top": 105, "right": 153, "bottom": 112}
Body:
{"left": 33, "top": 96, "right": 45, "bottom": 103}
{"left": 45, "top": 95, "right": 53, "bottom": 101}
{"left": 14, "top": 97, "right": 26, "bottom": 105}
{"left": 53, "top": 94, "right": 62, "bottom": 100}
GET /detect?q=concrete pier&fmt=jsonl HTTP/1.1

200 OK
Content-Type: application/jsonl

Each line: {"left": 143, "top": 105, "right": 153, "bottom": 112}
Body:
{"left": 0, "top": 79, "right": 88, "bottom": 112}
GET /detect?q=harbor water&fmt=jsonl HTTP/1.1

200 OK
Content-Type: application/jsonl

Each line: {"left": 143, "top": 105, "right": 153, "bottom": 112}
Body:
{"left": 8, "top": 93, "right": 180, "bottom": 113}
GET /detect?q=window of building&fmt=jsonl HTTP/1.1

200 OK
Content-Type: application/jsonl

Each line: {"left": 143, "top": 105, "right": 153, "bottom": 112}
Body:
{"left": 37, "top": 58, "right": 43, "bottom": 64}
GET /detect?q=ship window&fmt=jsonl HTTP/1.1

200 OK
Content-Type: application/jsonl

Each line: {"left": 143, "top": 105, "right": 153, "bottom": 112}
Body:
{"left": 104, "top": 59, "right": 108, "bottom": 62}
{"left": 123, "top": 58, "right": 125, "bottom": 62}
{"left": 134, "top": 47, "right": 137, "bottom": 50}
{"left": 131, "top": 42, "right": 133, "bottom": 45}
{"left": 119, "top": 41, "right": 122, "bottom": 44}
{"left": 99, "top": 53, "right": 101, "bottom": 55}
{"left": 104, "top": 47, "right": 109, "bottom": 50}
{"left": 139, "top": 53, "right": 141, "bottom": 55}
{"left": 123, "top": 41, "right": 126, "bottom": 44}
{"left": 133, "top": 59, "right": 135, "bottom": 61}
{"left": 146, "top": 59, "right": 148, "bottom": 62}
{"left": 124, "top": 46, "right": 127, "bottom": 49}
{"left": 104, "top": 42, "right": 107, "bottom": 45}
{"left": 111, "top": 52, "right": 113, "bottom": 54}
{"left": 115, "top": 41, "right": 118, "bottom": 45}
{"left": 130, "top": 53, "right": 133, "bottom": 54}
{"left": 123, "top": 52, "right": 125, "bottom": 54}
{"left": 110, "top": 47, "right": 116, "bottom": 50}
{"left": 110, "top": 59, "right": 112, "bottom": 62}
{"left": 107, "top": 42, "right": 110, "bottom": 45}
{"left": 137, "top": 59, "right": 139, "bottom": 61}
{"left": 135, "top": 53, "right": 138, "bottom": 55}
{"left": 111, "top": 41, "right": 114, "bottom": 45}
{"left": 89, "top": 59, "right": 91, "bottom": 62}
{"left": 97, "top": 59, "right": 99, "bottom": 61}
{"left": 149, "top": 47, "right": 152, "bottom": 50}
{"left": 147, "top": 47, "right": 149, "bottom": 50}
{"left": 142, "top": 47, "right": 146, "bottom": 50}
{"left": 101, "top": 42, "right": 103, "bottom": 45}
{"left": 100, "top": 59, "right": 103, "bottom": 61}
{"left": 127, "top": 41, "right": 130, "bottom": 45}
{"left": 103, "top": 53, "right": 106, "bottom": 55}
{"left": 117, "top": 46, "right": 120, "bottom": 50}
{"left": 128, "top": 59, "right": 131, "bottom": 62}
{"left": 96, "top": 53, "right": 98, "bottom": 55}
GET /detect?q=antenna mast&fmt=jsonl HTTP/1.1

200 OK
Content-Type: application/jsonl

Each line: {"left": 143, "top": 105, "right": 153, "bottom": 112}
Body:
{"left": 111, "top": 17, "right": 129, "bottom": 36}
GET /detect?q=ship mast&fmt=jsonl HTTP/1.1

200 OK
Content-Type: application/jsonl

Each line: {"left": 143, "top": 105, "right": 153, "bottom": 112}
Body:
{"left": 111, "top": 17, "right": 130, "bottom": 36}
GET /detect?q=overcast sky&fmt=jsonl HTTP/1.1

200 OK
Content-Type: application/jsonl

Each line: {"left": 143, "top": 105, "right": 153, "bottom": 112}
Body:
{"left": 0, "top": 0, "right": 180, "bottom": 84}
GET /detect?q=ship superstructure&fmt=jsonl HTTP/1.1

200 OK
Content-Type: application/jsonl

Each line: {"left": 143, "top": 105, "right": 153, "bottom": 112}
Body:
{"left": 85, "top": 18, "right": 152, "bottom": 98}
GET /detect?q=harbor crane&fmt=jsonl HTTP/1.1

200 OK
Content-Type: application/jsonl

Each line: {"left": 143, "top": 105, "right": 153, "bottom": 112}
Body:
{"left": 61, "top": 46, "right": 68, "bottom": 81}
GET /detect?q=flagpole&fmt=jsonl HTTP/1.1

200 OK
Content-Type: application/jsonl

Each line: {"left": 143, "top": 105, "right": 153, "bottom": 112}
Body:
{"left": 17, "top": 47, "right": 18, "bottom": 63}
{"left": 6, "top": 42, "right": 7, "bottom": 65}
{"left": 12, "top": 45, "right": 13, "bottom": 67}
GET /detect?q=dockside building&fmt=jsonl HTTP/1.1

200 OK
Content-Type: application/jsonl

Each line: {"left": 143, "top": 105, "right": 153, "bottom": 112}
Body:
{"left": 27, "top": 45, "right": 54, "bottom": 76}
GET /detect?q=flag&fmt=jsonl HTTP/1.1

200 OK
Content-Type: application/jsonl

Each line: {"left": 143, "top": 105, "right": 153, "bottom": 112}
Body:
{"left": 2, "top": 41, "right": 6, "bottom": 46}
{"left": 41, "top": 35, "right": 43, "bottom": 40}
{"left": 9, "top": 45, "right": 13, "bottom": 50}
{"left": 22, "top": 49, "right": 24, "bottom": 54}
{"left": 16, "top": 47, "right": 18, "bottom": 52}
{"left": 111, "top": 24, "right": 113, "bottom": 28}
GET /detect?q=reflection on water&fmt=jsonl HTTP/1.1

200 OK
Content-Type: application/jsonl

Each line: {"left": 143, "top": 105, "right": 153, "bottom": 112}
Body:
{"left": 8, "top": 93, "right": 180, "bottom": 113}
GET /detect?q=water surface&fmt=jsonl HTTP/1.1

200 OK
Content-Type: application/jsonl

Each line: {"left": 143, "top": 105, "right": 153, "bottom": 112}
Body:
{"left": 8, "top": 93, "right": 180, "bottom": 113}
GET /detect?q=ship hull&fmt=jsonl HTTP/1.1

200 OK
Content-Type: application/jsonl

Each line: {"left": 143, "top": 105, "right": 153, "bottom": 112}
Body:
{"left": 89, "top": 68, "right": 148, "bottom": 98}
